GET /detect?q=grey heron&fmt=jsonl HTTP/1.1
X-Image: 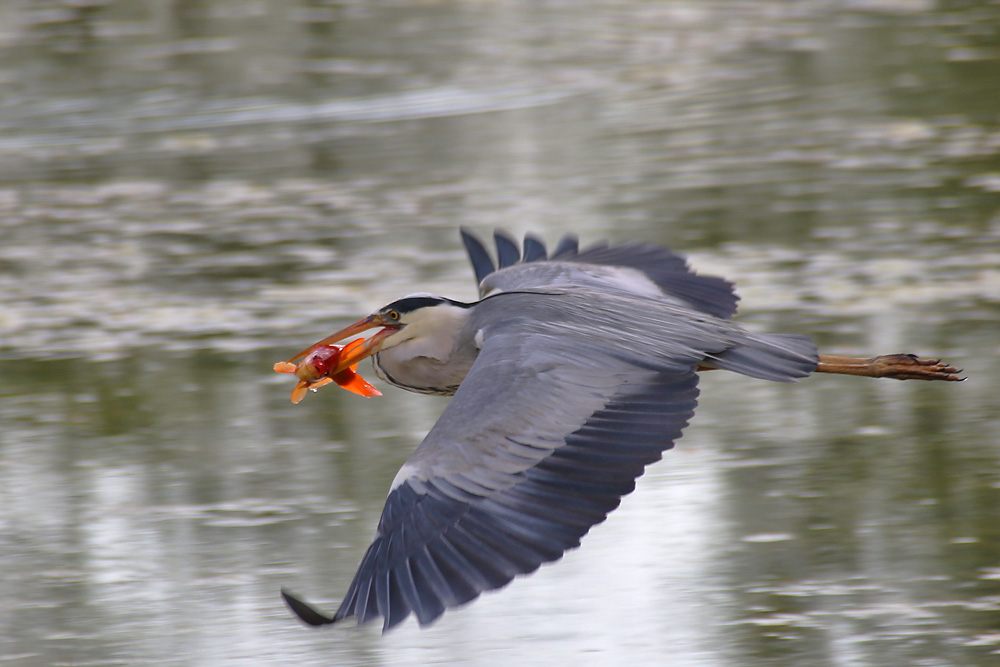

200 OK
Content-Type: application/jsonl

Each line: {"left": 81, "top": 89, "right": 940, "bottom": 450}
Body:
{"left": 280, "top": 229, "right": 962, "bottom": 632}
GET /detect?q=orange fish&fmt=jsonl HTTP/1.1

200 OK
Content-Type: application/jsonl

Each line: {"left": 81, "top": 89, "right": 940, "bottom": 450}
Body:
{"left": 274, "top": 338, "right": 381, "bottom": 404}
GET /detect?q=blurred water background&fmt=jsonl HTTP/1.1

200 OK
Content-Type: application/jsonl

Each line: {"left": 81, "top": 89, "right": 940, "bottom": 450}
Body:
{"left": 1, "top": 1, "right": 999, "bottom": 665}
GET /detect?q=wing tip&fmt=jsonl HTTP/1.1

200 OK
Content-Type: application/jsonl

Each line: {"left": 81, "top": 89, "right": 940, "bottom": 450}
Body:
{"left": 281, "top": 588, "right": 339, "bottom": 627}
{"left": 459, "top": 227, "right": 496, "bottom": 285}
{"left": 551, "top": 233, "right": 580, "bottom": 258}
{"left": 523, "top": 232, "right": 547, "bottom": 262}
{"left": 493, "top": 229, "right": 521, "bottom": 268}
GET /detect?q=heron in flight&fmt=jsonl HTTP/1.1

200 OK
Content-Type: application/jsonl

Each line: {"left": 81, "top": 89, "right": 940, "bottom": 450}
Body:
{"left": 280, "top": 229, "right": 962, "bottom": 632}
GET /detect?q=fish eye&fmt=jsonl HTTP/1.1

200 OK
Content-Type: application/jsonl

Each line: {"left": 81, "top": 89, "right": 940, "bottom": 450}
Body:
{"left": 386, "top": 310, "right": 400, "bottom": 321}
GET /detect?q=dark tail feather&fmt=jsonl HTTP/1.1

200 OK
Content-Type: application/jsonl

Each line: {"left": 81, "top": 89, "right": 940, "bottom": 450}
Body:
{"left": 710, "top": 333, "right": 818, "bottom": 382}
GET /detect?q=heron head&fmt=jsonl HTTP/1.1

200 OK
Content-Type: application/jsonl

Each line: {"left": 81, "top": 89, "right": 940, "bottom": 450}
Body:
{"left": 286, "top": 294, "right": 471, "bottom": 373}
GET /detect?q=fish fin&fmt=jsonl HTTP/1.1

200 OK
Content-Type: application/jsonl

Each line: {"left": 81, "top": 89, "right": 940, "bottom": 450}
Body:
{"left": 342, "top": 338, "right": 364, "bottom": 371}
{"left": 334, "top": 371, "right": 382, "bottom": 397}
{"left": 290, "top": 381, "right": 310, "bottom": 404}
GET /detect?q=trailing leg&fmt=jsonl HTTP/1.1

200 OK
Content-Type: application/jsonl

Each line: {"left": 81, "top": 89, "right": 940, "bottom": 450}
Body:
{"left": 815, "top": 353, "right": 963, "bottom": 381}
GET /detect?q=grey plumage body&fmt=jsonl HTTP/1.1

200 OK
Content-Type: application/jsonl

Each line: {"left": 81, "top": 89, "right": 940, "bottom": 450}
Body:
{"left": 282, "top": 229, "right": 822, "bottom": 632}
{"left": 371, "top": 280, "right": 816, "bottom": 398}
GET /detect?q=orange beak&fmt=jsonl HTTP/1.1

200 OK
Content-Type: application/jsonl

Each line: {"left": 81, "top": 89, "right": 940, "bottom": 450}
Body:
{"left": 287, "top": 314, "right": 400, "bottom": 374}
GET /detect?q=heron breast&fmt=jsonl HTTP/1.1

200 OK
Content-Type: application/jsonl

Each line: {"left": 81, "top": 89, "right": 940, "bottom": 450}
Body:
{"left": 372, "top": 352, "right": 464, "bottom": 396}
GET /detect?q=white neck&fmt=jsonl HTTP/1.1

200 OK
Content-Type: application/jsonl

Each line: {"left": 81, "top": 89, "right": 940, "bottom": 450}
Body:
{"left": 372, "top": 304, "right": 475, "bottom": 395}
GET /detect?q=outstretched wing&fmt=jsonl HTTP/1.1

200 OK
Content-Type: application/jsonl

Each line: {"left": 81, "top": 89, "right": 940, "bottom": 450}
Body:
{"left": 282, "top": 312, "right": 705, "bottom": 632}
{"left": 460, "top": 228, "right": 739, "bottom": 319}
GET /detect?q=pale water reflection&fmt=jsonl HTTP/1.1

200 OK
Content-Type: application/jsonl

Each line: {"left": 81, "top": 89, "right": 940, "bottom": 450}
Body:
{"left": 1, "top": 1, "right": 999, "bottom": 666}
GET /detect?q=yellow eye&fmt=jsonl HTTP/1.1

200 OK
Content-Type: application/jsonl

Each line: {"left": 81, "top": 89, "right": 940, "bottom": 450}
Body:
{"left": 386, "top": 310, "right": 400, "bottom": 321}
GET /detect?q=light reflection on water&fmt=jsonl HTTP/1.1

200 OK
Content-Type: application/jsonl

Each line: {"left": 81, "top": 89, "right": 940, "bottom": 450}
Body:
{"left": 1, "top": 1, "right": 999, "bottom": 666}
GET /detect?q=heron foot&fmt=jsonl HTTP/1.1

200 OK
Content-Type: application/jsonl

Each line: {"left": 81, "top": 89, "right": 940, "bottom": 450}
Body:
{"left": 868, "top": 353, "right": 965, "bottom": 381}
{"left": 816, "top": 353, "right": 965, "bottom": 381}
